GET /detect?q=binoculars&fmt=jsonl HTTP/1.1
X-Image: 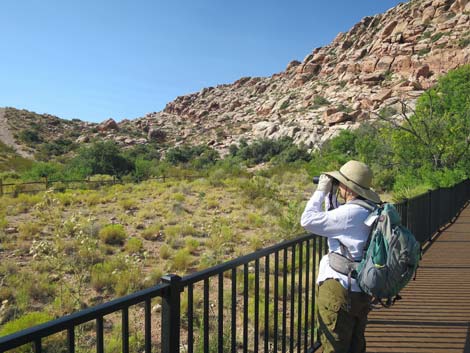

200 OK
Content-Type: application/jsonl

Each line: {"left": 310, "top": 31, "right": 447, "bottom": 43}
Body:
{"left": 312, "top": 175, "right": 339, "bottom": 185}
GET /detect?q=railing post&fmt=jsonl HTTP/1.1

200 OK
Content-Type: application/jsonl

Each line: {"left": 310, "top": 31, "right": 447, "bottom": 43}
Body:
{"left": 45, "top": 176, "right": 49, "bottom": 190}
{"left": 402, "top": 198, "right": 408, "bottom": 229}
{"left": 427, "top": 190, "right": 432, "bottom": 242}
{"left": 161, "top": 274, "right": 182, "bottom": 353}
{"left": 0, "top": 179, "right": 3, "bottom": 197}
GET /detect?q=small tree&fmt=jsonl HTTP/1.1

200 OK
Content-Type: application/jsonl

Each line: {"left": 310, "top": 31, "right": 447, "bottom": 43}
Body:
{"left": 71, "top": 141, "right": 134, "bottom": 177}
{"left": 379, "top": 65, "right": 470, "bottom": 171}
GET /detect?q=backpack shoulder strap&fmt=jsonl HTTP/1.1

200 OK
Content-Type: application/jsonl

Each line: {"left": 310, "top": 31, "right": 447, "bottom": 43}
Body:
{"left": 348, "top": 199, "right": 378, "bottom": 212}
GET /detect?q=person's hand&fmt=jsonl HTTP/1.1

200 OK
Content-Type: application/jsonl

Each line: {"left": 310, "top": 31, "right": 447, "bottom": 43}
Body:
{"left": 316, "top": 174, "right": 332, "bottom": 192}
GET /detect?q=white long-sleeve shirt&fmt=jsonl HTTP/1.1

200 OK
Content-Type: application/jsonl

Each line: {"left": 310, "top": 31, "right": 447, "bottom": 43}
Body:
{"left": 300, "top": 190, "right": 372, "bottom": 292}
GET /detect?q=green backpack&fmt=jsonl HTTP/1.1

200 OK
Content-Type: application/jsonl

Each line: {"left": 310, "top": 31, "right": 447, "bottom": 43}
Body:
{"left": 329, "top": 201, "right": 421, "bottom": 306}
{"left": 356, "top": 202, "right": 421, "bottom": 303}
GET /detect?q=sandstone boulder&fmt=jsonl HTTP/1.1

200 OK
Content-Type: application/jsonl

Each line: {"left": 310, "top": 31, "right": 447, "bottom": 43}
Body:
{"left": 324, "top": 112, "right": 352, "bottom": 126}
{"left": 381, "top": 21, "right": 398, "bottom": 39}
{"left": 372, "top": 89, "right": 393, "bottom": 102}
{"left": 422, "top": 6, "right": 436, "bottom": 22}
{"left": 98, "top": 118, "right": 119, "bottom": 132}
{"left": 76, "top": 135, "right": 90, "bottom": 144}
{"left": 286, "top": 60, "right": 301, "bottom": 71}
{"left": 253, "top": 121, "right": 278, "bottom": 138}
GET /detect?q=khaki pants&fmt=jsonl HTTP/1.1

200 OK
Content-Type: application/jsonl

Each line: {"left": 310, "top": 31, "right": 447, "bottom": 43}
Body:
{"left": 317, "top": 279, "right": 371, "bottom": 353}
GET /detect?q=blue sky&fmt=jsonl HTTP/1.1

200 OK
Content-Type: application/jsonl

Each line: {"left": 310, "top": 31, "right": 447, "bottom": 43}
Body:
{"left": 0, "top": 0, "right": 404, "bottom": 123}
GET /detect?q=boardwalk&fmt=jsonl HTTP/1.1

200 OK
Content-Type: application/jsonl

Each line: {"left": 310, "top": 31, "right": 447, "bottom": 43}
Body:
{"left": 366, "top": 206, "right": 470, "bottom": 353}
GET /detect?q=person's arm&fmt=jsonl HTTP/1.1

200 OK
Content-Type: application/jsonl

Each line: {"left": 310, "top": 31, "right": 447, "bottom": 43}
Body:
{"left": 300, "top": 189, "right": 347, "bottom": 237}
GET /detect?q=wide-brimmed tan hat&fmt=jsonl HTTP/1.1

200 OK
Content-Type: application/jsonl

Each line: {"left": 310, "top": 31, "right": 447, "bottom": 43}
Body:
{"left": 324, "top": 160, "right": 381, "bottom": 203}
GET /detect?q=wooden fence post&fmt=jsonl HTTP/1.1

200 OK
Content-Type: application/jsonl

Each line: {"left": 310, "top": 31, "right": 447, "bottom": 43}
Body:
{"left": 0, "top": 179, "right": 3, "bottom": 197}
{"left": 45, "top": 177, "right": 49, "bottom": 190}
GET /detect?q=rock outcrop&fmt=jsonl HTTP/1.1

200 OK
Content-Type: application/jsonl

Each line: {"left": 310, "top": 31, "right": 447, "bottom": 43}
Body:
{"left": 2, "top": 0, "right": 469, "bottom": 157}
{"left": 126, "top": 0, "right": 470, "bottom": 153}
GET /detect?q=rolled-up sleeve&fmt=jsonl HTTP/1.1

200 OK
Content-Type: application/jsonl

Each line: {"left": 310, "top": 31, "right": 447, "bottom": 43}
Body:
{"left": 300, "top": 191, "right": 348, "bottom": 237}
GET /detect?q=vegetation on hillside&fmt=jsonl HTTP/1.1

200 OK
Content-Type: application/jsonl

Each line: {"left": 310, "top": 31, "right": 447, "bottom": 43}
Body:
{"left": 0, "top": 66, "right": 469, "bottom": 347}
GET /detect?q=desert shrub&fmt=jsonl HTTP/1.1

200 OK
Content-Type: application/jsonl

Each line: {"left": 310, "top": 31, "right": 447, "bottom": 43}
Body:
{"left": 143, "top": 267, "right": 164, "bottom": 286}
{"left": 38, "top": 138, "right": 76, "bottom": 158}
{"left": 90, "top": 262, "right": 116, "bottom": 292}
{"left": 18, "top": 129, "right": 42, "bottom": 145}
{"left": 114, "top": 268, "right": 142, "bottom": 296}
{"left": 0, "top": 312, "right": 55, "bottom": 352}
{"left": 233, "top": 137, "right": 305, "bottom": 165}
{"left": 313, "top": 95, "right": 330, "bottom": 106}
{"left": 132, "top": 158, "right": 158, "bottom": 181}
{"left": 238, "top": 176, "right": 279, "bottom": 201}
{"left": 165, "top": 145, "right": 219, "bottom": 169}
{"left": 159, "top": 244, "right": 172, "bottom": 259}
{"left": 125, "top": 237, "right": 143, "bottom": 254}
{"left": 184, "top": 237, "right": 200, "bottom": 254}
{"left": 141, "top": 223, "right": 163, "bottom": 240}
{"left": 99, "top": 224, "right": 126, "bottom": 245}
{"left": 18, "top": 221, "right": 42, "bottom": 240}
{"left": 119, "top": 198, "right": 137, "bottom": 210}
{"left": 171, "top": 248, "right": 192, "bottom": 272}
{"left": 277, "top": 200, "right": 305, "bottom": 238}
{"left": 22, "top": 161, "right": 64, "bottom": 181}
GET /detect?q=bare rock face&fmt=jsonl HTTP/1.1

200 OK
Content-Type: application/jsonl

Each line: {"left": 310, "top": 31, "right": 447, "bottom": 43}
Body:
{"left": 98, "top": 118, "right": 119, "bottom": 132}
{"left": 52, "top": 0, "right": 469, "bottom": 154}
{"left": 324, "top": 112, "right": 352, "bottom": 126}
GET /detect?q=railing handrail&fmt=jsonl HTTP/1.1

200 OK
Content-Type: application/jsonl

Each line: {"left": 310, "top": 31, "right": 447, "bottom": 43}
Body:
{"left": 180, "top": 232, "right": 312, "bottom": 286}
{"left": 0, "top": 283, "right": 169, "bottom": 351}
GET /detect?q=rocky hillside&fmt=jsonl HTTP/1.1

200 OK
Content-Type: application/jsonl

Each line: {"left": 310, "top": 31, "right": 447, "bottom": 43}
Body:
{"left": 1, "top": 0, "right": 469, "bottom": 161}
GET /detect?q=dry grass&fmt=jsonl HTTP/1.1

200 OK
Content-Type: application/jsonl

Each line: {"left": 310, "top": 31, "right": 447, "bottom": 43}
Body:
{"left": 0, "top": 168, "right": 315, "bottom": 336}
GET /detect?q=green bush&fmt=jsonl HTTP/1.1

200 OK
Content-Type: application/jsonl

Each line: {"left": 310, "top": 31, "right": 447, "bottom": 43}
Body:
{"left": 233, "top": 137, "right": 309, "bottom": 165}
{"left": 99, "top": 224, "right": 126, "bottom": 245}
{"left": 70, "top": 141, "right": 134, "bottom": 177}
{"left": 0, "top": 312, "right": 54, "bottom": 352}
{"left": 18, "top": 129, "right": 42, "bottom": 144}
{"left": 125, "top": 237, "right": 143, "bottom": 254}
{"left": 90, "top": 262, "right": 116, "bottom": 292}
{"left": 313, "top": 95, "right": 330, "bottom": 106}
{"left": 141, "top": 223, "right": 163, "bottom": 241}
{"left": 165, "top": 145, "right": 219, "bottom": 169}
{"left": 171, "top": 248, "right": 192, "bottom": 272}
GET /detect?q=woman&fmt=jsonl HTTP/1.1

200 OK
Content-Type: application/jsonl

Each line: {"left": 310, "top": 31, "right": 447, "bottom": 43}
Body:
{"left": 300, "top": 160, "right": 381, "bottom": 353}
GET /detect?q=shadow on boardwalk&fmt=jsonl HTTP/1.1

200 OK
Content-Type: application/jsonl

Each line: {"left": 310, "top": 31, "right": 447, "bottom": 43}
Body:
{"left": 366, "top": 206, "right": 470, "bottom": 353}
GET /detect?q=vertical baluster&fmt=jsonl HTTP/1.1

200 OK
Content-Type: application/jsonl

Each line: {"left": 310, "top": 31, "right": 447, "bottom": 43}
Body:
{"left": 304, "top": 240, "right": 310, "bottom": 351}
{"left": 122, "top": 307, "right": 129, "bottom": 353}
{"left": 254, "top": 259, "right": 260, "bottom": 353}
{"left": 188, "top": 284, "right": 194, "bottom": 353}
{"left": 273, "top": 251, "right": 279, "bottom": 353}
{"left": 231, "top": 268, "right": 237, "bottom": 353}
{"left": 204, "top": 278, "right": 210, "bottom": 353}
{"left": 67, "top": 327, "right": 75, "bottom": 353}
{"left": 34, "top": 339, "right": 42, "bottom": 353}
{"left": 297, "top": 242, "right": 303, "bottom": 353}
{"left": 145, "top": 299, "right": 151, "bottom": 353}
{"left": 290, "top": 245, "right": 296, "bottom": 353}
{"left": 218, "top": 273, "right": 224, "bottom": 353}
{"left": 311, "top": 238, "right": 317, "bottom": 346}
{"left": 264, "top": 255, "right": 270, "bottom": 353}
{"left": 97, "top": 316, "right": 104, "bottom": 353}
{"left": 282, "top": 249, "right": 287, "bottom": 353}
{"left": 243, "top": 264, "right": 249, "bottom": 353}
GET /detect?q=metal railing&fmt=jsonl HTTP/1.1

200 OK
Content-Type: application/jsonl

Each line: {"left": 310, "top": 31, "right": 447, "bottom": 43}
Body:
{"left": 1, "top": 179, "right": 469, "bottom": 353}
